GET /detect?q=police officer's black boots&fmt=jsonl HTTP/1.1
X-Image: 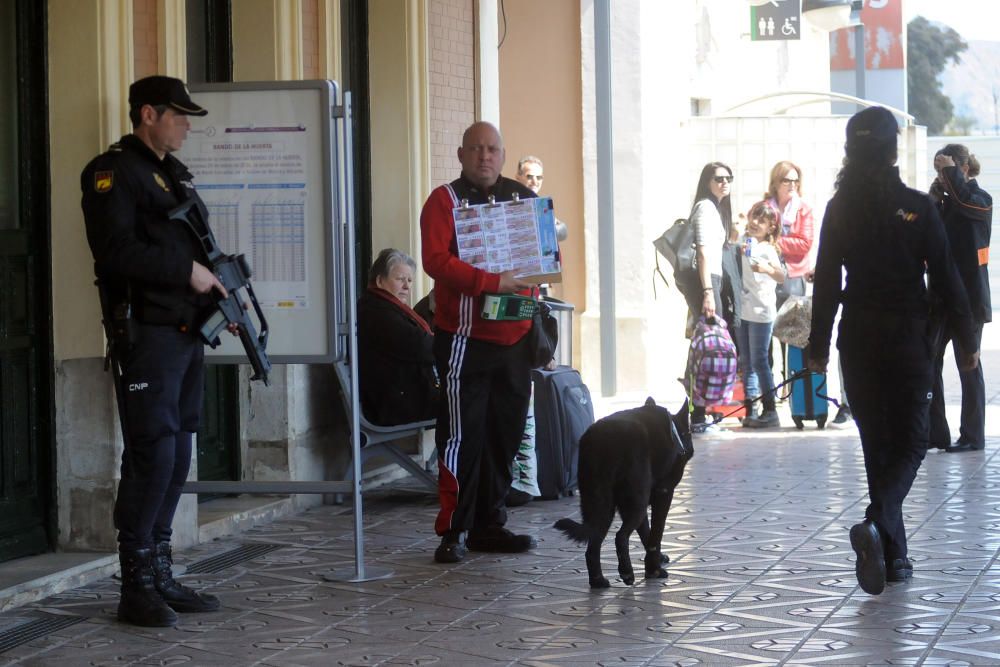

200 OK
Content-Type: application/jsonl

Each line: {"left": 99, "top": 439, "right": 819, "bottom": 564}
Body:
{"left": 118, "top": 548, "right": 178, "bottom": 627}
{"left": 152, "top": 542, "right": 221, "bottom": 613}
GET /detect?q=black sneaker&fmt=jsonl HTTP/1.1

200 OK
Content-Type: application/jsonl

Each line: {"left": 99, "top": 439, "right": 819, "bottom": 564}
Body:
{"left": 849, "top": 520, "right": 886, "bottom": 595}
{"left": 832, "top": 405, "right": 853, "bottom": 425}
{"left": 467, "top": 526, "right": 537, "bottom": 553}
{"left": 434, "top": 531, "right": 467, "bottom": 563}
{"left": 944, "top": 440, "right": 984, "bottom": 453}
{"left": 886, "top": 557, "right": 913, "bottom": 582}
{"left": 744, "top": 409, "right": 780, "bottom": 429}
{"left": 506, "top": 488, "right": 534, "bottom": 507}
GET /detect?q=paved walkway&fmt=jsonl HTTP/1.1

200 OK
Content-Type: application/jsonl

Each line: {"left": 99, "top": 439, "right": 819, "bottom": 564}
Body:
{"left": 1, "top": 416, "right": 998, "bottom": 666}
{"left": 2, "top": 320, "right": 998, "bottom": 666}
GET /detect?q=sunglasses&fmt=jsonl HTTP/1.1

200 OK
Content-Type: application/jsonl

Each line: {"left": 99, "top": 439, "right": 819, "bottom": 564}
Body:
{"left": 781, "top": 178, "right": 800, "bottom": 185}
{"left": 713, "top": 175, "right": 734, "bottom": 184}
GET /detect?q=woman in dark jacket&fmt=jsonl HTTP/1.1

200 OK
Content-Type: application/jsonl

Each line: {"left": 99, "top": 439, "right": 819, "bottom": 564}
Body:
{"left": 809, "top": 107, "right": 978, "bottom": 595}
{"left": 928, "top": 144, "right": 993, "bottom": 452}
{"left": 358, "top": 248, "right": 438, "bottom": 426}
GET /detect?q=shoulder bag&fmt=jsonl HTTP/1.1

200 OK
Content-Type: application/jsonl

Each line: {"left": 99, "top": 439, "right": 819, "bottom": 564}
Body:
{"left": 653, "top": 218, "right": 698, "bottom": 277}
{"left": 527, "top": 295, "right": 559, "bottom": 369}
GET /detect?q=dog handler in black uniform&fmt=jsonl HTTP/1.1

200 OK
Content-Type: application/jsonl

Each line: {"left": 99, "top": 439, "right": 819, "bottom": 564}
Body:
{"left": 81, "top": 76, "right": 227, "bottom": 627}
{"left": 808, "top": 107, "right": 978, "bottom": 595}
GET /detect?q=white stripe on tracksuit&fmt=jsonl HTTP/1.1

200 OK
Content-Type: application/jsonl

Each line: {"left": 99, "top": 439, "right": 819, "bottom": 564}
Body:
{"left": 442, "top": 183, "right": 473, "bottom": 477}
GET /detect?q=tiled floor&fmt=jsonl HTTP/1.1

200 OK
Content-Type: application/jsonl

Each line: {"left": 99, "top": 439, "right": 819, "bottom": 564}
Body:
{"left": 2, "top": 420, "right": 999, "bottom": 666}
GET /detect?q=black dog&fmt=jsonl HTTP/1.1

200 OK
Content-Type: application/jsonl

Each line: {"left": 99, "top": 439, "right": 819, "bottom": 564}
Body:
{"left": 555, "top": 398, "right": 692, "bottom": 588}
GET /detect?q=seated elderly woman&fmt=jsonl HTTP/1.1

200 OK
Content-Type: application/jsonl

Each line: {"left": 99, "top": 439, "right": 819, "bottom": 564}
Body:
{"left": 358, "top": 248, "right": 439, "bottom": 426}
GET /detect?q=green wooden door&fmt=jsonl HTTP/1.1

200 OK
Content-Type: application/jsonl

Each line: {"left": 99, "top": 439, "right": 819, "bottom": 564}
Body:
{"left": 197, "top": 366, "right": 240, "bottom": 484}
{"left": 0, "top": 0, "right": 52, "bottom": 562}
{"left": 189, "top": 1, "right": 240, "bottom": 491}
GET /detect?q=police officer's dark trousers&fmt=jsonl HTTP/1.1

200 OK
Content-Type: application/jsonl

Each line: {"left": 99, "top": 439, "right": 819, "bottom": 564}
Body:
{"left": 115, "top": 324, "right": 204, "bottom": 552}
{"left": 839, "top": 309, "right": 932, "bottom": 562}
{"left": 432, "top": 331, "right": 531, "bottom": 537}
{"left": 930, "top": 321, "right": 985, "bottom": 447}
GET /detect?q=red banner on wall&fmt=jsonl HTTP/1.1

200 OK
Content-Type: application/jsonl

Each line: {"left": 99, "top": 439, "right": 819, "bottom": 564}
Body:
{"left": 830, "top": 0, "right": 904, "bottom": 71}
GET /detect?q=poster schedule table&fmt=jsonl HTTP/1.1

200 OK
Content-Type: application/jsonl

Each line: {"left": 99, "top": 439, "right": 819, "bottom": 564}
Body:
{"left": 453, "top": 196, "right": 561, "bottom": 283}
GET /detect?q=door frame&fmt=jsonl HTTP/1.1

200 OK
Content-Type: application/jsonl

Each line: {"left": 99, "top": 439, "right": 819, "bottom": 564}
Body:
{"left": 0, "top": 0, "right": 56, "bottom": 558}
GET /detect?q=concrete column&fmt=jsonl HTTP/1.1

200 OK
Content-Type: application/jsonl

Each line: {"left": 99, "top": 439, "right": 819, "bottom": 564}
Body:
{"left": 318, "top": 0, "right": 343, "bottom": 82}
{"left": 156, "top": 0, "right": 187, "bottom": 78}
{"left": 48, "top": 0, "right": 133, "bottom": 551}
{"left": 233, "top": 0, "right": 304, "bottom": 81}
{"left": 228, "top": 0, "right": 332, "bottom": 512}
{"left": 369, "top": 0, "right": 431, "bottom": 286}
{"left": 475, "top": 0, "right": 500, "bottom": 124}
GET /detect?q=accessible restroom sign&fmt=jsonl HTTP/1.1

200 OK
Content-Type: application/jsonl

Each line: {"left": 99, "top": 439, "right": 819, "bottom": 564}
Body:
{"left": 751, "top": 0, "right": 801, "bottom": 41}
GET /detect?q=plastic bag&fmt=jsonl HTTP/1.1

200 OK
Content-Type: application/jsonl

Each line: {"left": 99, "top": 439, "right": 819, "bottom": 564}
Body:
{"left": 772, "top": 295, "right": 812, "bottom": 348}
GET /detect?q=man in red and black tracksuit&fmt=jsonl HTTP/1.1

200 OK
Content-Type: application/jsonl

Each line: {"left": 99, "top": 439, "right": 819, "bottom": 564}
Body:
{"left": 421, "top": 121, "right": 538, "bottom": 563}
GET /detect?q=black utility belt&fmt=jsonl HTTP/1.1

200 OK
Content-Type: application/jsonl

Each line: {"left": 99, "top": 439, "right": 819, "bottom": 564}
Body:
{"left": 132, "top": 304, "right": 201, "bottom": 333}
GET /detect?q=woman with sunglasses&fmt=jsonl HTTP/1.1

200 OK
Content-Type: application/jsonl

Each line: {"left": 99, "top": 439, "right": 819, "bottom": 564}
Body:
{"left": 766, "top": 161, "right": 815, "bottom": 302}
{"left": 765, "top": 161, "right": 829, "bottom": 414}
{"left": 686, "top": 161, "right": 741, "bottom": 431}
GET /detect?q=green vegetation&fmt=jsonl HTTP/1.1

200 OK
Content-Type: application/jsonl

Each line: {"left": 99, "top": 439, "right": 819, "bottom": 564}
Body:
{"left": 907, "top": 16, "right": 967, "bottom": 135}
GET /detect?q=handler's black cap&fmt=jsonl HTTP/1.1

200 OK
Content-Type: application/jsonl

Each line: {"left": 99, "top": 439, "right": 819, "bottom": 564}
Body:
{"left": 128, "top": 75, "right": 207, "bottom": 116}
{"left": 846, "top": 106, "right": 898, "bottom": 145}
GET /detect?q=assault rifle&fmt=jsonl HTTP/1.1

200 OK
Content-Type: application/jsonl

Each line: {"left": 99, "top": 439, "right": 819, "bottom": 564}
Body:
{"left": 168, "top": 198, "right": 272, "bottom": 385}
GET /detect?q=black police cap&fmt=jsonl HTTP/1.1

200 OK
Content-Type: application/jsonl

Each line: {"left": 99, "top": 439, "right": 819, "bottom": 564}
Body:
{"left": 846, "top": 106, "right": 898, "bottom": 145}
{"left": 128, "top": 76, "right": 207, "bottom": 116}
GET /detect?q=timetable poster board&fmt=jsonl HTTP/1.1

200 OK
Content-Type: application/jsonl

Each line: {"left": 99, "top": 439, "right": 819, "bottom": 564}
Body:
{"left": 175, "top": 81, "right": 339, "bottom": 363}
{"left": 180, "top": 100, "right": 316, "bottom": 309}
{"left": 454, "top": 196, "right": 562, "bottom": 283}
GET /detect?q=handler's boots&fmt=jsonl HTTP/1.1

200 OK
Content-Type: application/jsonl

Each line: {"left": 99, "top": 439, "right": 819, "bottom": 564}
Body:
{"left": 118, "top": 548, "right": 178, "bottom": 627}
{"left": 152, "top": 542, "right": 221, "bottom": 613}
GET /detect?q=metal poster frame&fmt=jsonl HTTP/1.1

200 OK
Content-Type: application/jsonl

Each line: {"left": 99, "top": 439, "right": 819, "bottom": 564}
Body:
{"left": 181, "top": 83, "right": 390, "bottom": 582}
{"left": 179, "top": 80, "right": 341, "bottom": 365}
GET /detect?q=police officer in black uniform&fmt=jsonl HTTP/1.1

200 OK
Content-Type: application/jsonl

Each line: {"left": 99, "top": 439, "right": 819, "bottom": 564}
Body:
{"left": 81, "top": 76, "right": 226, "bottom": 627}
{"left": 928, "top": 144, "right": 993, "bottom": 452}
{"left": 808, "top": 107, "right": 978, "bottom": 596}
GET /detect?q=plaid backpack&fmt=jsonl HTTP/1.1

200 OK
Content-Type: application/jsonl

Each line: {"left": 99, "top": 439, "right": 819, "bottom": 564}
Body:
{"left": 685, "top": 316, "right": 738, "bottom": 407}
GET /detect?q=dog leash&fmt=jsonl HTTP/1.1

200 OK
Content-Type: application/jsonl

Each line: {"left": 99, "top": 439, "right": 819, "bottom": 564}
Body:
{"left": 706, "top": 369, "right": 841, "bottom": 425}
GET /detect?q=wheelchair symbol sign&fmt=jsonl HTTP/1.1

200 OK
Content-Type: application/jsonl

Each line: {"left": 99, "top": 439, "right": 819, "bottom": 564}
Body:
{"left": 750, "top": 0, "right": 800, "bottom": 41}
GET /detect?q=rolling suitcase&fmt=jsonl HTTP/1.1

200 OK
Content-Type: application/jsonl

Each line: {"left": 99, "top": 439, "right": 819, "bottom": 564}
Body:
{"left": 787, "top": 344, "right": 827, "bottom": 429}
{"left": 531, "top": 365, "right": 594, "bottom": 499}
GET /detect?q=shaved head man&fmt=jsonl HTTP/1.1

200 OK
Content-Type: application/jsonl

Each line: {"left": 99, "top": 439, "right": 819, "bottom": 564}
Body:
{"left": 458, "top": 122, "right": 506, "bottom": 191}
{"left": 420, "top": 121, "right": 538, "bottom": 564}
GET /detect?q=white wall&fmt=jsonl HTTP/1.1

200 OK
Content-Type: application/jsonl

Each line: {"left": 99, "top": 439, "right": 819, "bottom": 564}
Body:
{"left": 579, "top": 0, "right": 845, "bottom": 400}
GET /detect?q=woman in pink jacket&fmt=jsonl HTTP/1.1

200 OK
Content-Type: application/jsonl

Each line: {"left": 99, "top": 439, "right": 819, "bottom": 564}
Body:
{"left": 765, "top": 161, "right": 818, "bottom": 398}
{"left": 767, "top": 160, "right": 815, "bottom": 301}
{"left": 767, "top": 161, "right": 815, "bottom": 302}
